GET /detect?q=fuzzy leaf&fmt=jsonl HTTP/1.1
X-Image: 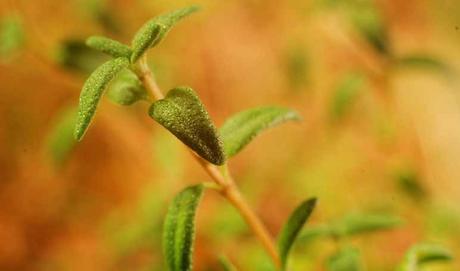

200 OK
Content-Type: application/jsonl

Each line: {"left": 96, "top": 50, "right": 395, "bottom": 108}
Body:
{"left": 163, "top": 184, "right": 204, "bottom": 271}
{"left": 219, "top": 255, "right": 238, "bottom": 271}
{"left": 107, "top": 69, "right": 147, "bottom": 105}
{"left": 330, "top": 73, "right": 365, "bottom": 120}
{"left": 47, "top": 106, "right": 78, "bottom": 166}
{"left": 131, "top": 5, "right": 200, "bottom": 63}
{"left": 326, "top": 246, "right": 364, "bottom": 271}
{"left": 86, "top": 35, "right": 132, "bottom": 58}
{"left": 149, "top": 87, "right": 225, "bottom": 165}
{"left": 277, "top": 198, "right": 317, "bottom": 270}
{"left": 74, "top": 57, "right": 129, "bottom": 140}
{"left": 220, "top": 106, "right": 301, "bottom": 158}
{"left": 397, "top": 243, "right": 453, "bottom": 271}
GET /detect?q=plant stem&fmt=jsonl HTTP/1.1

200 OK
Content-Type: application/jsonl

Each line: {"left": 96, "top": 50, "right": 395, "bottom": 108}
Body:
{"left": 136, "top": 58, "right": 281, "bottom": 268}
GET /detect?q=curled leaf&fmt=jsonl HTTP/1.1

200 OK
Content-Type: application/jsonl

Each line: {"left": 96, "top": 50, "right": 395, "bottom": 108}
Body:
{"left": 220, "top": 107, "right": 300, "bottom": 158}
{"left": 131, "top": 5, "right": 200, "bottom": 63}
{"left": 277, "top": 198, "right": 317, "bottom": 270}
{"left": 74, "top": 57, "right": 129, "bottom": 140}
{"left": 86, "top": 35, "right": 132, "bottom": 58}
{"left": 149, "top": 86, "right": 225, "bottom": 165}
{"left": 397, "top": 243, "right": 453, "bottom": 271}
{"left": 163, "top": 184, "right": 205, "bottom": 271}
{"left": 107, "top": 69, "right": 147, "bottom": 105}
{"left": 326, "top": 246, "right": 364, "bottom": 271}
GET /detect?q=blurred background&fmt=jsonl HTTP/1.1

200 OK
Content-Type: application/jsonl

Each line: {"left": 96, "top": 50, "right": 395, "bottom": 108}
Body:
{"left": 0, "top": 0, "right": 459, "bottom": 270}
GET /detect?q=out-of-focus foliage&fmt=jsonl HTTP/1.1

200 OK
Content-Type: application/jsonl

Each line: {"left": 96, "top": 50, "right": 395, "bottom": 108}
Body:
{"left": 326, "top": 246, "right": 364, "bottom": 271}
{"left": 0, "top": 14, "right": 24, "bottom": 59}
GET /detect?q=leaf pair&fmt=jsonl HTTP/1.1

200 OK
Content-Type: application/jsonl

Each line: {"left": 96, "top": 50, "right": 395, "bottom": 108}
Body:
{"left": 148, "top": 87, "right": 301, "bottom": 165}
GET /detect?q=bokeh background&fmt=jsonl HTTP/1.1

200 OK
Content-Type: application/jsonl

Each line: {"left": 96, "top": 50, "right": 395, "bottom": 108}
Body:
{"left": 0, "top": 0, "right": 459, "bottom": 270}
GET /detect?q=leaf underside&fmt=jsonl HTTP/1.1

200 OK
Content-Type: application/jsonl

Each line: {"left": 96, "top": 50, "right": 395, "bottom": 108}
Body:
{"left": 130, "top": 5, "right": 200, "bottom": 63}
{"left": 149, "top": 86, "right": 226, "bottom": 165}
{"left": 86, "top": 35, "right": 132, "bottom": 58}
{"left": 277, "top": 198, "right": 317, "bottom": 270}
{"left": 74, "top": 57, "right": 129, "bottom": 140}
{"left": 220, "top": 106, "right": 301, "bottom": 158}
{"left": 163, "top": 184, "right": 204, "bottom": 271}
{"left": 397, "top": 243, "right": 453, "bottom": 271}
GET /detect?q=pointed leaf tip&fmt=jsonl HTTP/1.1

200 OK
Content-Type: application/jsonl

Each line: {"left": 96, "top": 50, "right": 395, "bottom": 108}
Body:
{"left": 131, "top": 5, "right": 200, "bottom": 63}
{"left": 220, "top": 106, "right": 301, "bottom": 158}
{"left": 163, "top": 184, "right": 205, "bottom": 271}
{"left": 278, "top": 198, "right": 317, "bottom": 270}
{"left": 149, "top": 86, "right": 226, "bottom": 165}
{"left": 86, "top": 36, "right": 132, "bottom": 58}
{"left": 74, "top": 57, "right": 129, "bottom": 141}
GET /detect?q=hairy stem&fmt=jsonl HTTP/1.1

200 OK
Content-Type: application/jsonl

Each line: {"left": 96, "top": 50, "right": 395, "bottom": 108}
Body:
{"left": 136, "top": 58, "right": 281, "bottom": 268}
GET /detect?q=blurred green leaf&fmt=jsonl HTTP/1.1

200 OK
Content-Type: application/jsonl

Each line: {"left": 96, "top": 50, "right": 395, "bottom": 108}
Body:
{"left": 284, "top": 46, "right": 310, "bottom": 90}
{"left": 349, "top": 2, "right": 388, "bottom": 54}
{"left": 278, "top": 198, "right": 317, "bottom": 270}
{"left": 219, "top": 255, "right": 238, "bottom": 271}
{"left": 395, "top": 54, "right": 451, "bottom": 75}
{"left": 326, "top": 246, "right": 364, "bottom": 271}
{"left": 394, "top": 168, "right": 427, "bottom": 202}
{"left": 106, "top": 69, "right": 147, "bottom": 105}
{"left": 330, "top": 72, "right": 365, "bottom": 120}
{"left": 46, "top": 106, "right": 77, "bottom": 167}
{"left": 298, "top": 213, "right": 401, "bottom": 244}
{"left": 131, "top": 5, "right": 200, "bottom": 63}
{"left": 397, "top": 243, "right": 453, "bottom": 271}
{"left": 220, "top": 106, "right": 300, "bottom": 158}
{"left": 163, "top": 184, "right": 204, "bottom": 271}
{"left": 56, "top": 39, "right": 109, "bottom": 74}
{"left": 149, "top": 86, "right": 225, "bottom": 165}
{"left": 86, "top": 36, "right": 132, "bottom": 58}
{"left": 74, "top": 57, "right": 129, "bottom": 140}
{"left": 0, "top": 14, "right": 25, "bottom": 59}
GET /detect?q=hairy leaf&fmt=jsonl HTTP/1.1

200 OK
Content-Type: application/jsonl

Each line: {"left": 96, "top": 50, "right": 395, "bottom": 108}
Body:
{"left": 397, "top": 243, "right": 453, "bottom": 271}
{"left": 326, "top": 246, "right": 364, "bottom": 271}
{"left": 86, "top": 35, "right": 132, "bottom": 58}
{"left": 131, "top": 5, "right": 200, "bottom": 63}
{"left": 330, "top": 72, "right": 365, "bottom": 120}
{"left": 74, "top": 57, "right": 129, "bottom": 140}
{"left": 278, "top": 198, "right": 317, "bottom": 270}
{"left": 107, "top": 69, "right": 147, "bottom": 105}
{"left": 219, "top": 255, "right": 238, "bottom": 271}
{"left": 47, "top": 106, "right": 78, "bottom": 166}
{"left": 149, "top": 87, "right": 225, "bottom": 165}
{"left": 163, "top": 184, "right": 204, "bottom": 271}
{"left": 220, "top": 106, "right": 300, "bottom": 158}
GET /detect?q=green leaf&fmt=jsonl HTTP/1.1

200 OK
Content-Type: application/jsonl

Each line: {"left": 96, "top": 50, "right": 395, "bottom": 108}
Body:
{"left": 163, "top": 184, "right": 205, "bottom": 271}
{"left": 0, "top": 14, "right": 25, "bottom": 59}
{"left": 106, "top": 69, "right": 147, "bottom": 105}
{"left": 326, "top": 246, "right": 364, "bottom": 271}
{"left": 277, "top": 198, "right": 317, "bottom": 270}
{"left": 218, "top": 255, "right": 238, "bottom": 271}
{"left": 74, "top": 57, "right": 129, "bottom": 140}
{"left": 46, "top": 106, "right": 78, "bottom": 167}
{"left": 395, "top": 54, "right": 451, "bottom": 75}
{"left": 332, "top": 213, "right": 402, "bottom": 237}
{"left": 220, "top": 106, "right": 301, "bottom": 158}
{"left": 330, "top": 72, "right": 365, "bottom": 120}
{"left": 149, "top": 86, "right": 225, "bottom": 165}
{"left": 397, "top": 243, "right": 453, "bottom": 271}
{"left": 86, "top": 35, "right": 132, "bottom": 58}
{"left": 131, "top": 5, "right": 200, "bottom": 63}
